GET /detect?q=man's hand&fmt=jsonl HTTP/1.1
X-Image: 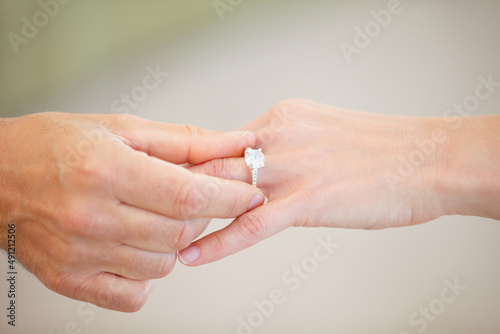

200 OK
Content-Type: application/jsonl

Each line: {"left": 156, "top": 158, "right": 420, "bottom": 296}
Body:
{"left": 0, "top": 112, "right": 265, "bottom": 312}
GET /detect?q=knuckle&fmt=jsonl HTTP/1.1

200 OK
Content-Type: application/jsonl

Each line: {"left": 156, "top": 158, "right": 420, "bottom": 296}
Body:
{"left": 122, "top": 282, "right": 151, "bottom": 313}
{"left": 236, "top": 213, "right": 267, "bottom": 240}
{"left": 114, "top": 113, "right": 141, "bottom": 126}
{"left": 42, "top": 268, "right": 65, "bottom": 293}
{"left": 274, "top": 98, "right": 300, "bottom": 109}
{"left": 174, "top": 177, "right": 203, "bottom": 219}
{"left": 102, "top": 113, "right": 141, "bottom": 135}
{"left": 64, "top": 147, "right": 112, "bottom": 193}
{"left": 172, "top": 224, "right": 192, "bottom": 251}
{"left": 272, "top": 99, "right": 304, "bottom": 115}
{"left": 157, "top": 254, "right": 175, "bottom": 277}
{"left": 142, "top": 218, "right": 199, "bottom": 253}
{"left": 43, "top": 267, "right": 85, "bottom": 302}
{"left": 223, "top": 192, "right": 241, "bottom": 217}
{"left": 75, "top": 153, "right": 110, "bottom": 184}
{"left": 125, "top": 298, "right": 146, "bottom": 313}
{"left": 97, "top": 274, "right": 140, "bottom": 312}
{"left": 204, "top": 159, "right": 229, "bottom": 179}
{"left": 174, "top": 238, "right": 192, "bottom": 252}
{"left": 155, "top": 221, "right": 186, "bottom": 252}
{"left": 184, "top": 124, "right": 202, "bottom": 138}
{"left": 57, "top": 201, "right": 94, "bottom": 237}
{"left": 183, "top": 125, "right": 204, "bottom": 162}
{"left": 170, "top": 219, "right": 209, "bottom": 251}
{"left": 125, "top": 297, "right": 147, "bottom": 313}
{"left": 212, "top": 232, "right": 229, "bottom": 257}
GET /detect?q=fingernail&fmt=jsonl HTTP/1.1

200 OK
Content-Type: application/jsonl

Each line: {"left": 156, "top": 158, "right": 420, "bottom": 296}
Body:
{"left": 178, "top": 246, "right": 200, "bottom": 265}
{"left": 248, "top": 193, "right": 265, "bottom": 211}
{"left": 228, "top": 131, "right": 251, "bottom": 139}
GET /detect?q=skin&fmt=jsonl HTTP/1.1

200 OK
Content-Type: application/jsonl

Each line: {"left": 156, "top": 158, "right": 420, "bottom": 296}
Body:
{"left": 180, "top": 99, "right": 500, "bottom": 266}
{"left": 0, "top": 112, "right": 265, "bottom": 312}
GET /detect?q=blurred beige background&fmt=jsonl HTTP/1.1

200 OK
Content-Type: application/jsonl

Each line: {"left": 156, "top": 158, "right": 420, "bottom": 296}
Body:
{"left": 1, "top": 0, "right": 500, "bottom": 333}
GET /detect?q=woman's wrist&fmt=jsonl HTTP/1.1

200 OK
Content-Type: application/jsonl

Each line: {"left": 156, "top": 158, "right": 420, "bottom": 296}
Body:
{"left": 434, "top": 115, "right": 500, "bottom": 220}
{"left": 394, "top": 117, "right": 452, "bottom": 225}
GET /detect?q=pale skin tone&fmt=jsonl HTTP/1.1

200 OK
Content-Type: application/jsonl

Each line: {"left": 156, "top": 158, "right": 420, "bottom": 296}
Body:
{"left": 179, "top": 99, "right": 500, "bottom": 265}
{"left": 1, "top": 101, "right": 499, "bottom": 311}
{"left": 0, "top": 112, "right": 265, "bottom": 312}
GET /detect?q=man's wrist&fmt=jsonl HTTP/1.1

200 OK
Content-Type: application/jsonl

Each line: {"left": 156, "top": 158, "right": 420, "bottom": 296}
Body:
{"left": 0, "top": 117, "right": 14, "bottom": 250}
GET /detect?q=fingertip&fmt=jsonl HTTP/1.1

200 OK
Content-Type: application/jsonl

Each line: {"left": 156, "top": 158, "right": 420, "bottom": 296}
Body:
{"left": 228, "top": 131, "right": 256, "bottom": 148}
{"left": 178, "top": 245, "right": 200, "bottom": 265}
{"left": 248, "top": 192, "right": 266, "bottom": 211}
{"left": 122, "top": 278, "right": 157, "bottom": 312}
{"left": 180, "top": 200, "right": 289, "bottom": 267}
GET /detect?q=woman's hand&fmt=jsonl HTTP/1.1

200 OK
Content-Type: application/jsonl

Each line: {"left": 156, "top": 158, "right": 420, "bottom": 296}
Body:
{"left": 180, "top": 99, "right": 500, "bottom": 265}
{"left": 0, "top": 112, "right": 265, "bottom": 311}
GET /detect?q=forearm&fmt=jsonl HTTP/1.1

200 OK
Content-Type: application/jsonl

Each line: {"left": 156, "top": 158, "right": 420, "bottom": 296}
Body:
{"left": 0, "top": 116, "right": 31, "bottom": 251}
{"left": 437, "top": 115, "right": 500, "bottom": 220}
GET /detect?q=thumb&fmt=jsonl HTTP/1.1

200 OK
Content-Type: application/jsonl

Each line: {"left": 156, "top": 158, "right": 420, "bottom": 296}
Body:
{"left": 178, "top": 198, "right": 296, "bottom": 266}
{"left": 99, "top": 114, "right": 256, "bottom": 164}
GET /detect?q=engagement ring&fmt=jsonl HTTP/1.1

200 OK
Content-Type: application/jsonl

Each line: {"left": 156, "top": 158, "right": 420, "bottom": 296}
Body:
{"left": 244, "top": 147, "right": 265, "bottom": 187}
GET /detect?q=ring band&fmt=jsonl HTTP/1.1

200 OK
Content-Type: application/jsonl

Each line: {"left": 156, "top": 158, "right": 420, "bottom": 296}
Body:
{"left": 244, "top": 147, "right": 265, "bottom": 187}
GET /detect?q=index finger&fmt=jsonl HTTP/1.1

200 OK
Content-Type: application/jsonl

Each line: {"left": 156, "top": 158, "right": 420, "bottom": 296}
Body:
{"left": 95, "top": 114, "right": 256, "bottom": 164}
{"left": 178, "top": 198, "right": 297, "bottom": 266}
{"left": 111, "top": 145, "right": 265, "bottom": 219}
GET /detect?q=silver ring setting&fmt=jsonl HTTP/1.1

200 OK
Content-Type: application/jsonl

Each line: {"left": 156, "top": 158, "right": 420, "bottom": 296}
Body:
{"left": 244, "top": 147, "right": 265, "bottom": 187}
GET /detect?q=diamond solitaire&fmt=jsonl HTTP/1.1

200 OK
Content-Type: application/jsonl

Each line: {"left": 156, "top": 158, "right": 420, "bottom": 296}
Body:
{"left": 244, "top": 148, "right": 265, "bottom": 187}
